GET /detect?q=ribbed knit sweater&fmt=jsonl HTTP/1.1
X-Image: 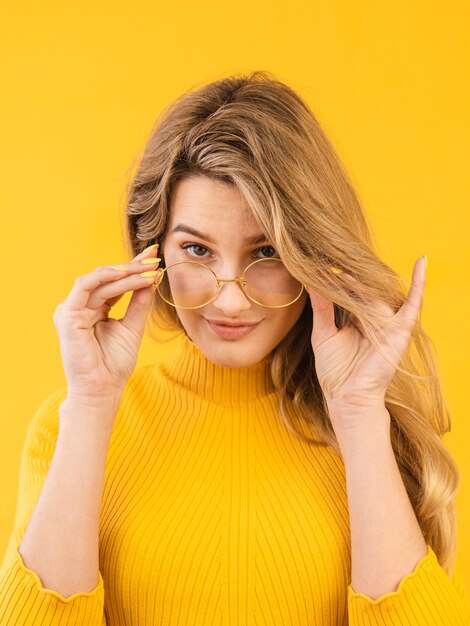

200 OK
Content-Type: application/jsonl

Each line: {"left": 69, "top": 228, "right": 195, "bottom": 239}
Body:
{"left": 1, "top": 332, "right": 469, "bottom": 625}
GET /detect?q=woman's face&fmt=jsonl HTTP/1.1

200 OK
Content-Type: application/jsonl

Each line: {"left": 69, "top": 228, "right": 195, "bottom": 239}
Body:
{"left": 159, "top": 175, "right": 308, "bottom": 368}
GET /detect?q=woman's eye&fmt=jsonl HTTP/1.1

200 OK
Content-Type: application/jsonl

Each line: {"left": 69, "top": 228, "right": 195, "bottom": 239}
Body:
{"left": 180, "top": 243, "right": 279, "bottom": 259}
{"left": 258, "top": 245, "right": 277, "bottom": 258}
{"left": 181, "top": 243, "right": 208, "bottom": 257}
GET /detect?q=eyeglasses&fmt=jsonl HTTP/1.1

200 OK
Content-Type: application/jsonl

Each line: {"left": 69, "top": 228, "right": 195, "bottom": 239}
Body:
{"left": 153, "top": 257, "right": 307, "bottom": 309}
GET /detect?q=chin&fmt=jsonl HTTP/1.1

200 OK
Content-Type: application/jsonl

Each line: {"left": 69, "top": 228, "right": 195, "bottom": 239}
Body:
{"left": 201, "top": 335, "right": 274, "bottom": 368}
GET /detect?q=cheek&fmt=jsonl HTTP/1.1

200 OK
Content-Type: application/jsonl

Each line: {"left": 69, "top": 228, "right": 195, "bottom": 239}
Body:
{"left": 175, "top": 309, "right": 197, "bottom": 328}
{"left": 262, "top": 299, "right": 307, "bottom": 335}
{"left": 278, "top": 295, "right": 309, "bottom": 331}
{"left": 287, "top": 292, "right": 309, "bottom": 319}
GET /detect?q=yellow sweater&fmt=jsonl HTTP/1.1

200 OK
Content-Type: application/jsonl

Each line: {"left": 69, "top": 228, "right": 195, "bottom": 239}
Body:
{"left": 1, "top": 332, "right": 469, "bottom": 625}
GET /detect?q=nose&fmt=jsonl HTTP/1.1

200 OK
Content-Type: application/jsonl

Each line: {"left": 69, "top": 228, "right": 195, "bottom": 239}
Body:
{"left": 210, "top": 277, "right": 253, "bottom": 314}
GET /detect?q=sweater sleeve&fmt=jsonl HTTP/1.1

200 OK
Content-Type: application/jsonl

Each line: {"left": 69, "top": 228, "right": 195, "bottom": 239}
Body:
{"left": 347, "top": 543, "right": 470, "bottom": 625}
{"left": 0, "top": 388, "right": 106, "bottom": 626}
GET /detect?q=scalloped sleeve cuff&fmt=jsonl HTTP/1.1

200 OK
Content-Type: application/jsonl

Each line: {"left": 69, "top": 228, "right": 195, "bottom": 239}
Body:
{"left": 347, "top": 544, "right": 470, "bottom": 625}
{"left": 0, "top": 548, "right": 105, "bottom": 625}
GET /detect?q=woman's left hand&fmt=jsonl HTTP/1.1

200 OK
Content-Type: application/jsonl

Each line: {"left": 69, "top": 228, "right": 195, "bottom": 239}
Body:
{"left": 307, "top": 256, "right": 427, "bottom": 429}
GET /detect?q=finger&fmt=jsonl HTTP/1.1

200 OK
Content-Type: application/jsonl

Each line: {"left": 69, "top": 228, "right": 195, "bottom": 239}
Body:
{"left": 339, "top": 271, "right": 396, "bottom": 327}
{"left": 103, "top": 242, "right": 162, "bottom": 307}
{"left": 133, "top": 241, "right": 160, "bottom": 262}
{"left": 393, "top": 256, "right": 426, "bottom": 329}
{"left": 88, "top": 265, "right": 163, "bottom": 310}
{"left": 118, "top": 282, "right": 156, "bottom": 339}
{"left": 65, "top": 264, "right": 161, "bottom": 312}
{"left": 307, "top": 287, "right": 338, "bottom": 348}
{"left": 105, "top": 266, "right": 163, "bottom": 309}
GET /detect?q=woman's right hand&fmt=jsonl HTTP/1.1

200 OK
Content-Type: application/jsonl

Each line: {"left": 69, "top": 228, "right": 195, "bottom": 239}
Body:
{"left": 53, "top": 243, "right": 162, "bottom": 406}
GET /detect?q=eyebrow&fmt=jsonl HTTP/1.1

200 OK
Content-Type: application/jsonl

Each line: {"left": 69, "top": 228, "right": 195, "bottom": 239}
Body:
{"left": 169, "top": 224, "right": 270, "bottom": 245}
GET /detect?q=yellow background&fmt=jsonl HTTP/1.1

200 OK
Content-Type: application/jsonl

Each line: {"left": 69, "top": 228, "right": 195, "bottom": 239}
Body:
{"left": 1, "top": 0, "right": 469, "bottom": 592}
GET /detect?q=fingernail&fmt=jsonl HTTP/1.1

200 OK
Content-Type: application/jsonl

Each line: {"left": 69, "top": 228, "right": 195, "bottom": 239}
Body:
{"left": 142, "top": 243, "right": 159, "bottom": 253}
{"left": 140, "top": 257, "right": 161, "bottom": 264}
{"left": 330, "top": 266, "right": 343, "bottom": 274}
{"left": 140, "top": 270, "right": 159, "bottom": 278}
{"left": 423, "top": 254, "right": 427, "bottom": 271}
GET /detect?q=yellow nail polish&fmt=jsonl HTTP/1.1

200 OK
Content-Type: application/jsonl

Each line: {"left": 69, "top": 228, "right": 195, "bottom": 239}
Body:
{"left": 423, "top": 254, "right": 427, "bottom": 271}
{"left": 110, "top": 265, "right": 128, "bottom": 271}
{"left": 140, "top": 257, "right": 161, "bottom": 264}
{"left": 140, "top": 270, "right": 159, "bottom": 278}
{"left": 142, "top": 243, "right": 159, "bottom": 253}
{"left": 330, "top": 266, "right": 343, "bottom": 274}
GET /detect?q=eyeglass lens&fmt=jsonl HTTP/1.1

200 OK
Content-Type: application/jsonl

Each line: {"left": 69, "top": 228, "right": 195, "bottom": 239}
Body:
{"left": 157, "top": 259, "right": 303, "bottom": 308}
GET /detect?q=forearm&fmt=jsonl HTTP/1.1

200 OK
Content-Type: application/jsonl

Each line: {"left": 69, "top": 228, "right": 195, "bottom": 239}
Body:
{"left": 334, "top": 405, "right": 428, "bottom": 600}
{"left": 18, "top": 398, "right": 118, "bottom": 598}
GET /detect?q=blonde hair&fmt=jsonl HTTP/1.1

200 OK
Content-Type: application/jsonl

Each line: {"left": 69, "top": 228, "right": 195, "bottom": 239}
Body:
{"left": 123, "top": 70, "right": 459, "bottom": 576}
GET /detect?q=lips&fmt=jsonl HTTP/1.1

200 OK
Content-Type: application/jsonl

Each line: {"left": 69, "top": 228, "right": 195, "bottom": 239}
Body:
{"left": 205, "top": 319, "right": 260, "bottom": 327}
{"left": 205, "top": 319, "right": 260, "bottom": 339}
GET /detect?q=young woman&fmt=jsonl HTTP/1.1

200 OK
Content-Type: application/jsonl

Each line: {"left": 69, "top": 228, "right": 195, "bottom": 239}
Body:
{"left": 1, "top": 71, "right": 469, "bottom": 625}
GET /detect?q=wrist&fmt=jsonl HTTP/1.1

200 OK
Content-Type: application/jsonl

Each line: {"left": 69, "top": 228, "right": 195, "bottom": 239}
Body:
{"left": 328, "top": 405, "right": 392, "bottom": 461}
{"left": 64, "top": 389, "right": 123, "bottom": 412}
{"left": 59, "top": 395, "right": 121, "bottom": 434}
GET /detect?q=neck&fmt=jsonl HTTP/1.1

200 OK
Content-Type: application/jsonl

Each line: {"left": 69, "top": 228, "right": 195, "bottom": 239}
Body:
{"left": 158, "top": 333, "right": 276, "bottom": 405}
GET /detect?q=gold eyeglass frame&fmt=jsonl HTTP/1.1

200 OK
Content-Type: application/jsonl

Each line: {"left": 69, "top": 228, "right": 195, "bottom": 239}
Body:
{"left": 153, "top": 257, "right": 308, "bottom": 310}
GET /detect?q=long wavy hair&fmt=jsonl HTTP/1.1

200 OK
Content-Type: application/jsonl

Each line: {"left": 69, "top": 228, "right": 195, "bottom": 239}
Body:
{"left": 123, "top": 70, "right": 459, "bottom": 576}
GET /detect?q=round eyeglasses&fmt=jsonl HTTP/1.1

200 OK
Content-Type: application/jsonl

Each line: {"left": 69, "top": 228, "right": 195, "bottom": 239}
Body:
{"left": 153, "top": 257, "right": 307, "bottom": 309}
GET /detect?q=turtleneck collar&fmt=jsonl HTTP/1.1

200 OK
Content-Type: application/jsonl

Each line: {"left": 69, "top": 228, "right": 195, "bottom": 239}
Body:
{"left": 158, "top": 332, "right": 276, "bottom": 405}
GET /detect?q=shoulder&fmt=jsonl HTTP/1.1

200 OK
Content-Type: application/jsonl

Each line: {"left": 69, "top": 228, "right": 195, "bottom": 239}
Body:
{"left": 112, "top": 363, "right": 169, "bottom": 424}
{"left": 26, "top": 365, "right": 167, "bottom": 440}
{"left": 26, "top": 387, "right": 68, "bottom": 441}
{"left": 123, "top": 363, "right": 165, "bottom": 397}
